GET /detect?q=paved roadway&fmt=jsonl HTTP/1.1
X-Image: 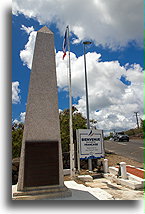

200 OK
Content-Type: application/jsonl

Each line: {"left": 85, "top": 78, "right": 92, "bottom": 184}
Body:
{"left": 104, "top": 139, "right": 144, "bottom": 163}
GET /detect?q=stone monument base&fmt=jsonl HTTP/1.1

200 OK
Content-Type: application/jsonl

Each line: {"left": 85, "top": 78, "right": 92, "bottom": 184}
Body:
{"left": 12, "top": 185, "right": 72, "bottom": 200}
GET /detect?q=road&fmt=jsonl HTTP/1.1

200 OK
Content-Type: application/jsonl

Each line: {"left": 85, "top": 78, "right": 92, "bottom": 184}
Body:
{"left": 104, "top": 138, "right": 144, "bottom": 163}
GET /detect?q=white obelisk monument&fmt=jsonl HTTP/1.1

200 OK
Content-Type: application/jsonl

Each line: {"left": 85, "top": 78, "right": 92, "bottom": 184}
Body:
{"left": 13, "top": 26, "right": 71, "bottom": 199}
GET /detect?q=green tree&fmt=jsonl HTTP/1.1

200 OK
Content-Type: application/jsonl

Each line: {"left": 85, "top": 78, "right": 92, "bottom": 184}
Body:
{"left": 12, "top": 107, "right": 87, "bottom": 158}
{"left": 140, "top": 119, "right": 145, "bottom": 132}
{"left": 59, "top": 106, "right": 87, "bottom": 152}
{"left": 12, "top": 122, "right": 24, "bottom": 158}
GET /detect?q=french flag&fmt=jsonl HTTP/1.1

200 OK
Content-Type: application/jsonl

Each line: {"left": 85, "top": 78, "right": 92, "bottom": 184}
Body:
{"left": 62, "top": 28, "right": 67, "bottom": 60}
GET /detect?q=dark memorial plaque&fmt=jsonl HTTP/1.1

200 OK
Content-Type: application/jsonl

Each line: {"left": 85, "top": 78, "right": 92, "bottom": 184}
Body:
{"left": 24, "top": 141, "right": 59, "bottom": 187}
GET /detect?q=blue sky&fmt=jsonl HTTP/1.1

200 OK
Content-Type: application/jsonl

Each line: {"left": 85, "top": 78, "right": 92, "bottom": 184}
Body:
{"left": 12, "top": 0, "right": 144, "bottom": 133}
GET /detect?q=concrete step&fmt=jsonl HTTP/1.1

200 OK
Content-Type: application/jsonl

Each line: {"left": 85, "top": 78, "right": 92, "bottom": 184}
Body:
{"left": 13, "top": 190, "right": 71, "bottom": 200}
{"left": 13, "top": 185, "right": 72, "bottom": 200}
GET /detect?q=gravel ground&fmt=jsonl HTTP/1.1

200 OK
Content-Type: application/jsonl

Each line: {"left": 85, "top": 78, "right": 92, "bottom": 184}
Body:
{"left": 105, "top": 153, "right": 144, "bottom": 169}
{"left": 64, "top": 153, "right": 144, "bottom": 200}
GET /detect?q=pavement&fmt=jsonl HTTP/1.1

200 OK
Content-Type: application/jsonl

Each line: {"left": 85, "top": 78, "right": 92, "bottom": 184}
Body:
{"left": 58, "top": 180, "right": 114, "bottom": 200}
{"left": 12, "top": 181, "right": 114, "bottom": 200}
{"left": 12, "top": 177, "right": 143, "bottom": 200}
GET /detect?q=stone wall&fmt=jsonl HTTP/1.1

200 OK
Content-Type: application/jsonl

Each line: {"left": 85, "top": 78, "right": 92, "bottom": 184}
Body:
{"left": 12, "top": 158, "right": 20, "bottom": 185}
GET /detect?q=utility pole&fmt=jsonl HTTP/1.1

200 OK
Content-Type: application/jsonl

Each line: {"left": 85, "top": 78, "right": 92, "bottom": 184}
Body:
{"left": 134, "top": 112, "right": 140, "bottom": 129}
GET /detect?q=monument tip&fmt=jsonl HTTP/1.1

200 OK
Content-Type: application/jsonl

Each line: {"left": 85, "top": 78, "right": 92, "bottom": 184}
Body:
{"left": 38, "top": 26, "right": 53, "bottom": 34}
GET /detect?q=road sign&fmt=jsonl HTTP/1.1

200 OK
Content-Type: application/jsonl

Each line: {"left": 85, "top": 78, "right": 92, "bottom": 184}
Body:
{"left": 77, "top": 129, "right": 104, "bottom": 160}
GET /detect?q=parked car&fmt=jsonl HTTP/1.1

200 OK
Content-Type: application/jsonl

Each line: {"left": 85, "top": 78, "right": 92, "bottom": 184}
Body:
{"left": 113, "top": 133, "right": 129, "bottom": 142}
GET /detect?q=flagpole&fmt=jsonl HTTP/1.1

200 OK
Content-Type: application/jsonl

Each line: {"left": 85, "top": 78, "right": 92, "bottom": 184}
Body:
{"left": 67, "top": 25, "right": 75, "bottom": 178}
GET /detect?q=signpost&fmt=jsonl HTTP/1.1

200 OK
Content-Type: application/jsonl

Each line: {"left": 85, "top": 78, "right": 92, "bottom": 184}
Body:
{"left": 76, "top": 129, "right": 104, "bottom": 171}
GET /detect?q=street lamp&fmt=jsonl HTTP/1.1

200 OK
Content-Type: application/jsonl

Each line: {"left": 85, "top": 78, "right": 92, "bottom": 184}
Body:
{"left": 83, "top": 41, "right": 92, "bottom": 171}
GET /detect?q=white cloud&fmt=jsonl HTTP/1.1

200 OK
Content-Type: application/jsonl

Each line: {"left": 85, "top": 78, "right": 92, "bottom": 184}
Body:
{"left": 20, "top": 30, "right": 37, "bottom": 69}
{"left": 12, "top": 81, "right": 21, "bottom": 104}
{"left": 18, "top": 28, "right": 143, "bottom": 133}
{"left": 55, "top": 51, "right": 143, "bottom": 132}
{"left": 20, "top": 24, "right": 34, "bottom": 34}
{"left": 59, "top": 109, "right": 63, "bottom": 113}
{"left": 20, "top": 112, "right": 26, "bottom": 123}
{"left": 13, "top": 112, "right": 26, "bottom": 125}
{"left": 12, "top": 0, "right": 143, "bottom": 49}
{"left": 12, "top": 119, "right": 19, "bottom": 124}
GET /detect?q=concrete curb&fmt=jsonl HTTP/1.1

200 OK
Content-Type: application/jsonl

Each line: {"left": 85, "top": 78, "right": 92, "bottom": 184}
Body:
{"left": 104, "top": 166, "right": 144, "bottom": 190}
{"left": 12, "top": 181, "right": 114, "bottom": 200}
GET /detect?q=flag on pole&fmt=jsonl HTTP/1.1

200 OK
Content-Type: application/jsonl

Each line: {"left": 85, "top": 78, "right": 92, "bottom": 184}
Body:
{"left": 62, "top": 28, "right": 68, "bottom": 59}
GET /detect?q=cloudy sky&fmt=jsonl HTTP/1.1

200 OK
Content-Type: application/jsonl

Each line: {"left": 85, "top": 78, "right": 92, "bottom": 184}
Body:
{"left": 12, "top": 0, "right": 144, "bottom": 134}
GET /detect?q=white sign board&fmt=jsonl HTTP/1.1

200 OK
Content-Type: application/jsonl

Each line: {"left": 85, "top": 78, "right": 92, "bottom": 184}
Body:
{"left": 77, "top": 129, "right": 104, "bottom": 159}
